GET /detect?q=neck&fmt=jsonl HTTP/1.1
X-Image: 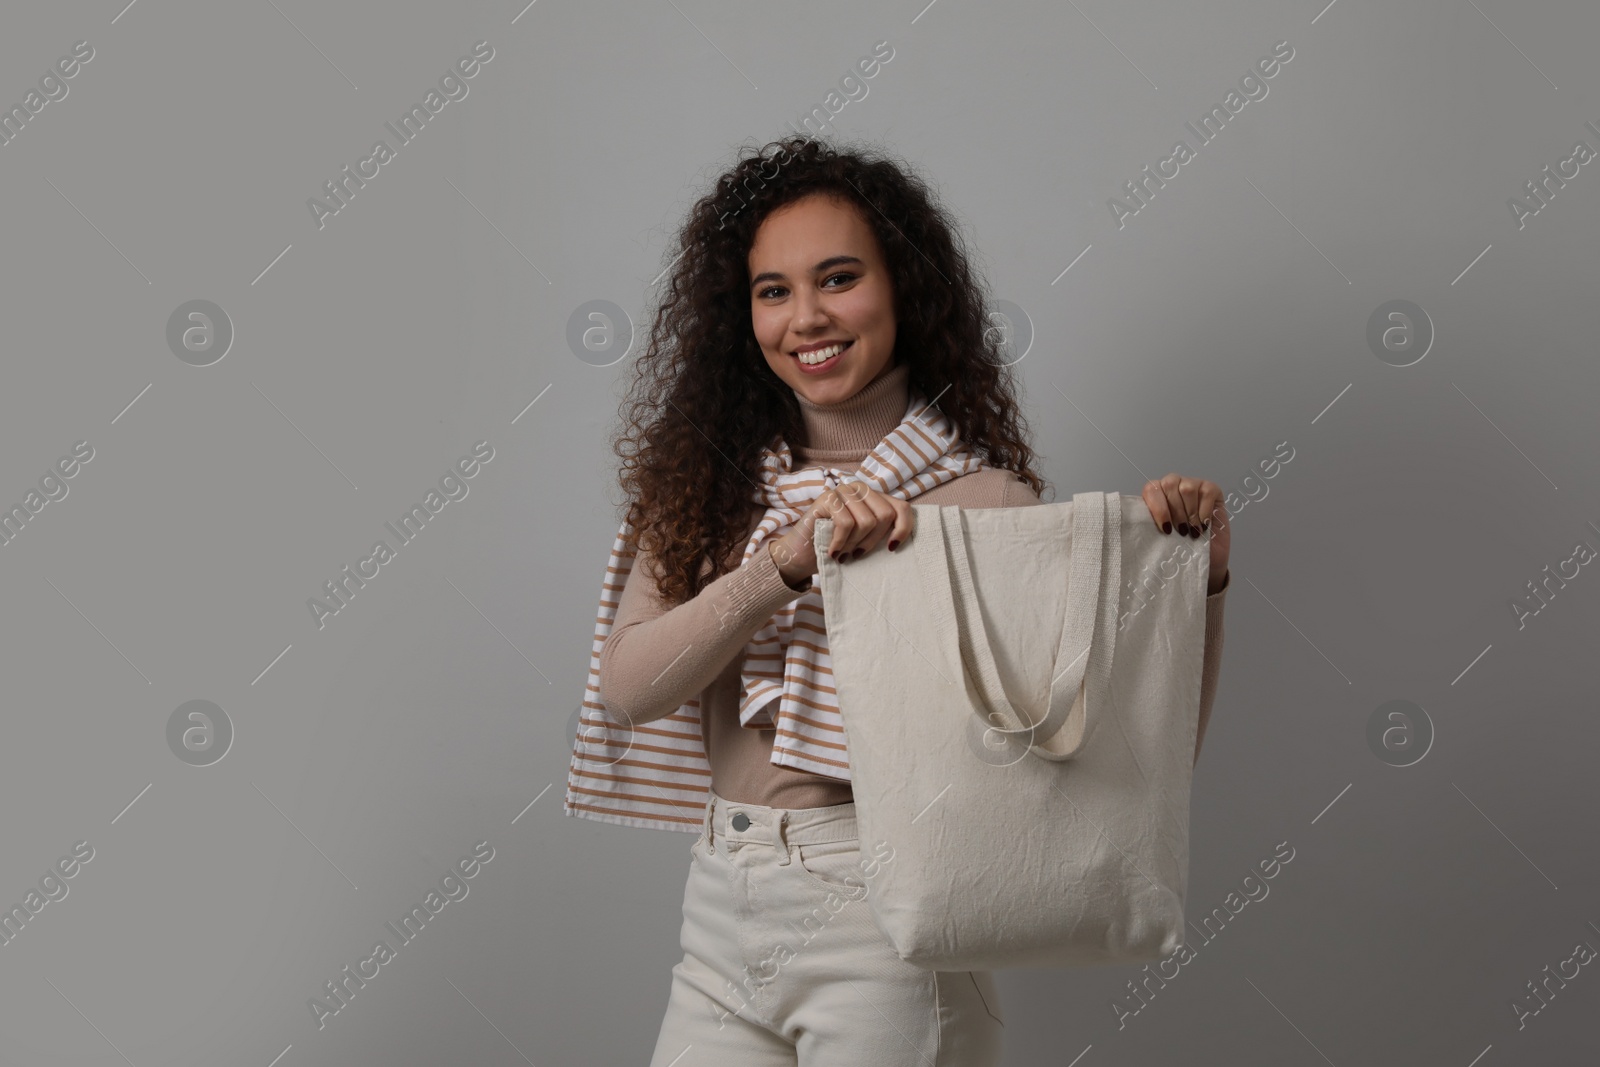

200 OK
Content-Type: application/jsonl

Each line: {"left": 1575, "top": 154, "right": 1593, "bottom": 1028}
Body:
{"left": 793, "top": 361, "right": 911, "bottom": 461}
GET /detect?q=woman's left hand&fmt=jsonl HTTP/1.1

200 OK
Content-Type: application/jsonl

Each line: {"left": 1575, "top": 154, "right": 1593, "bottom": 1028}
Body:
{"left": 1141, "top": 473, "right": 1230, "bottom": 595}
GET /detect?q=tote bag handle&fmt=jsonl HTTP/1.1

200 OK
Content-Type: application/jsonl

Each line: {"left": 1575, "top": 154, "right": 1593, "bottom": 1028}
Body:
{"left": 916, "top": 492, "right": 1120, "bottom": 761}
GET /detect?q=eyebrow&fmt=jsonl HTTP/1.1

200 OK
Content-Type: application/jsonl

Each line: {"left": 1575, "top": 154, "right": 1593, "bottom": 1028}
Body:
{"left": 749, "top": 255, "right": 865, "bottom": 292}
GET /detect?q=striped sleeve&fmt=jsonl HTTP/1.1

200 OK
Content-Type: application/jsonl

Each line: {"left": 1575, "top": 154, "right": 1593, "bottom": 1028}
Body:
{"left": 597, "top": 537, "right": 811, "bottom": 727}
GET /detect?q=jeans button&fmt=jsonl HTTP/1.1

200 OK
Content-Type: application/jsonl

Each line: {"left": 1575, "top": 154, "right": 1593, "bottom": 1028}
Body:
{"left": 731, "top": 813, "right": 750, "bottom": 831}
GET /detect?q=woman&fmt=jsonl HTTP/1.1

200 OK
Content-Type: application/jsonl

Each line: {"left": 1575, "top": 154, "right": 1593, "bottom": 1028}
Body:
{"left": 563, "top": 135, "right": 1232, "bottom": 1065}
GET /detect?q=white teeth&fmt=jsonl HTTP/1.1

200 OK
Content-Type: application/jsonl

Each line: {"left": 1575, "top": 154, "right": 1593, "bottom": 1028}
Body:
{"left": 797, "top": 342, "right": 847, "bottom": 365}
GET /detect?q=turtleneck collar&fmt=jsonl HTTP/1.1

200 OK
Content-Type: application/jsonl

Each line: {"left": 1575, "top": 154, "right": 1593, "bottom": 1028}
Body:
{"left": 792, "top": 360, "right": 911, "bottom": 463}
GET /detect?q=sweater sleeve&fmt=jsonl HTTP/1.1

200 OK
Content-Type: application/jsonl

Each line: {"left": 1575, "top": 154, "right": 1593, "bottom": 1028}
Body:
{"left": 596, "top": 537, "right": 811, "bottom": 728}
{"left": 998, "top": 475, "right": 1227, "bottom": 767}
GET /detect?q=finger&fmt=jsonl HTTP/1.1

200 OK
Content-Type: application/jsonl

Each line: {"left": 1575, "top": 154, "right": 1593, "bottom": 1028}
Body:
{"left": 1175, "top": 476, "right": 1203, "bottom": 538}
{"left": 834, "top": 479, "right": 872, "bottom": 508}
{"left": 831, "top": 487, "right": 883, "bottom": 558}
{"left": 1195, "top": 481, "right": 1222, "bottom": 536}
{"left": 818, "top": 485, "right": 873, "bottom": 560}
{"left": 1142, "top": 480, "right": 1176, "bottom": 534}
{"left": 813, "top": 489, "right": 853, "bottom": 561}
{"left": 1159, "top": 473, "right": 1196, "bottom": 536}
{"left": 886, "top": 498, "right": 914, "bottom": 551}
{"left": 1205, "top": 490, "right": 1232, "bottom": 538}
{"left": 849, "top": 491, "right": 901, "bottom": 558}
{"left": 827, "top": 480, "right": 869, "bottom": 547}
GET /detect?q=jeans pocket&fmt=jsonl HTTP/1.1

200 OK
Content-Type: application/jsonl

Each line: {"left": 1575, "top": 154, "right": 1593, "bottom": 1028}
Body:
{"left": 793, "top": 837, "right": 869, "bottom": 896}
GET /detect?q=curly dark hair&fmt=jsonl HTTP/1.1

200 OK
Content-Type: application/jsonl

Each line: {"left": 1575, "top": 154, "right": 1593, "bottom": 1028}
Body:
{"left": 613, "top": 134, "right": 1050, "bottom": 605}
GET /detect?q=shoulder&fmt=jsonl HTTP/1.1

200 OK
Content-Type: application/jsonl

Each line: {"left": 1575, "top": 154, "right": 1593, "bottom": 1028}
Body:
{"left": 915, "top": 468, "right": 1042, "bottom": 509}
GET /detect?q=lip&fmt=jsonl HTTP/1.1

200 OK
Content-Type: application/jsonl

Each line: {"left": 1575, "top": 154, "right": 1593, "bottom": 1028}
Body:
{"left": 791, "top": 340, "right": 851, "bottom": 374}
{"left": 791, "top": 339, "right": 852, "bottom": 356}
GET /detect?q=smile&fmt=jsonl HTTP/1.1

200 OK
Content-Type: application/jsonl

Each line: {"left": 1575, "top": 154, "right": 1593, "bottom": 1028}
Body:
{"left": 791, "top": 340, "right": 852, "bottom": 371}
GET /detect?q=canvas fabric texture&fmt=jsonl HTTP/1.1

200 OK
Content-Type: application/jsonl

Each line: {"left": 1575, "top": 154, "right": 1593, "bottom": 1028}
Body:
{"left": 813, "top": 492, "right": 1206, "bottom": 970}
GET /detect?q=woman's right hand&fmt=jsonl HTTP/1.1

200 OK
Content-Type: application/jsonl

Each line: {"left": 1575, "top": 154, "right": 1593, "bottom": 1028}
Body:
{"left": 766, "top": 481, "right": 916, "bottom": 589}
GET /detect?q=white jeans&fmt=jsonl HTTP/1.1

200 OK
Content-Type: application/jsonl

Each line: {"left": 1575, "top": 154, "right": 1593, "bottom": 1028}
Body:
{"left": 648, "top": 789, "right": 1004, "bottom": 1065}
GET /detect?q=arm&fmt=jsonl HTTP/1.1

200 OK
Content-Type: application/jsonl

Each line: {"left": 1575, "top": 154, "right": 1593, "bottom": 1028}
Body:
{"left": 596, "top": 534, "right": 810, "bottom": 727}
{"left": 999, "top": 476, "right": 1227, "bottom": 767}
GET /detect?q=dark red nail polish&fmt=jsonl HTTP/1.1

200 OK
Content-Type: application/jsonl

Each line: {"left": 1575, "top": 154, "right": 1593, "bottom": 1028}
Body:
{"left": 1162, "top": 522, "right": 1172, "bottom": 534}
{"left": 852, "top": 547, "right": 864, "bottom": 559}
{"left": 1178, "top": 523, "right": 1189, "bottom": 536}
{"left": 888, "top": 540, "right": 899, "bottom": 552}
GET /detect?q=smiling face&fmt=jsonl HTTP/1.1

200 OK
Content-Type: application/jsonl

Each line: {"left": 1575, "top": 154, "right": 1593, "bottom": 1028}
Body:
{"left": 747, "top": 193, "right": 897, "bottom": 406}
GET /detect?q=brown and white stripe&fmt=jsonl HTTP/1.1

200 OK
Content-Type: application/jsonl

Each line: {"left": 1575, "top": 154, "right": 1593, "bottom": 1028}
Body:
{"left": 564, "top": 388, "right": 991, "bottom": 833}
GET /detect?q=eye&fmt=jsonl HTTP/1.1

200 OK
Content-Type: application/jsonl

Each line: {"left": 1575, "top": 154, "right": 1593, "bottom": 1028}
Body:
{"left": 755, "top": 273, "right": 855, "bottom": 301}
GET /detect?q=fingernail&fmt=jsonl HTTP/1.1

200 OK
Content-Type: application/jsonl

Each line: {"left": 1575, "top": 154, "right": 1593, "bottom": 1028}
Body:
{"left": 888, "top": 540, "right": 899, "bottom": 552}
{"left": 1177, "top": 523, "right": 1188, "bottom": 536}
{"left": 1189, "top": 525, "right": 1200, "bottom": 538}
{"left": 1162, "top": 522, "right": 1171, "bottom": 534}
{"left": 851, "top": 547, "right": 864, "bottom": 559}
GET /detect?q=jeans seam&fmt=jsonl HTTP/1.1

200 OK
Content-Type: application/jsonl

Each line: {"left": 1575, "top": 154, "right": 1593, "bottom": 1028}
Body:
{"left": 791, "top": 840, "right": 868, "bottom": 897}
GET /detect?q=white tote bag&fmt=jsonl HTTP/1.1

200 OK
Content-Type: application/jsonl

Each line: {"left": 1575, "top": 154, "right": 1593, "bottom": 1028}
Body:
{"left": 814, "top": 491, "right": 1209, "bottom": 970}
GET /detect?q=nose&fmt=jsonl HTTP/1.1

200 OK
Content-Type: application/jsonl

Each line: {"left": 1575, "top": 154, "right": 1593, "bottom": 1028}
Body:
{"left": 790, "top": 287, "right": 829, "bottom": 333}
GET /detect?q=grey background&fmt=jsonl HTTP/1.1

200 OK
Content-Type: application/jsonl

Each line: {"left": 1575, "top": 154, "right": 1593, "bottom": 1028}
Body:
{"left": 1, "top": 0, "right": 1597, "bottom": 1064}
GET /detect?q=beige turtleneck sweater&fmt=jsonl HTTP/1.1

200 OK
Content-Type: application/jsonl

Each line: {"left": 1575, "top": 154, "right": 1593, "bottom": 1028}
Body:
{"left": 597, "top": 359, "right": 1229, "bottom": 810}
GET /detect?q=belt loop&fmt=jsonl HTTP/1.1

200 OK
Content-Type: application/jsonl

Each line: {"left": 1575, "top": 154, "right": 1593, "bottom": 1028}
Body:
{"left": 774, "top": 811, "right": 791, "bottom": 865}
{"left": 703, "top": 792, "right": 716, "bottom": 855}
